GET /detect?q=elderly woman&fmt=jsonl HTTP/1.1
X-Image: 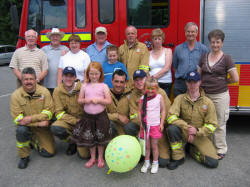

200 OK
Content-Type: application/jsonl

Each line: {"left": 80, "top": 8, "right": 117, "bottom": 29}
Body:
{"left": 42, "top": 28, "right": 68, "bottom": 93}
{"left": 198, "top": 29, "right": 239, "bottom": 160}
{"left": 149, "top": 28, "right": 172, "bottom": 97}
{"left": 57, "top": 34, "right": 91, "bottom": 84}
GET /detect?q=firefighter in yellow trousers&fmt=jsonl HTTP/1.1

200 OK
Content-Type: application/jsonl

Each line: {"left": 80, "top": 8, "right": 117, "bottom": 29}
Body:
{"left": 166, "top": 71, "right": 218, "bottom": 170}
{"left": 119, "top": 70, "right": 171, "bottom": 167}
{"left": 10, "top": 67, "right": 55, "bottom": 169}
{"left": 51, "top": 66, "right": 89, "bottom": 158}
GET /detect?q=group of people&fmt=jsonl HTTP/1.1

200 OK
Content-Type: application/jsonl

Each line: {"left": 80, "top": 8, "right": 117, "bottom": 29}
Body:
{"left": 9, "top": 22, "right": 239, "bottom": 174}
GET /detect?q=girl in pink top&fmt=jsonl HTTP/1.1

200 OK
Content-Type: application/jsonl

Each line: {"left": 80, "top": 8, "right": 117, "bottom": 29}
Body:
{"left": 139, "top": 77, "right": 166, "bottom": 174}
{"left": 71, "top": 62, "right": 112, "bottom": 168}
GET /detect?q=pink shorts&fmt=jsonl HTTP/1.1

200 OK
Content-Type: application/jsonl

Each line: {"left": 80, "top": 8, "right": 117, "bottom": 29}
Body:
{"left": 140, "top": 125, "right": 162, "bottom": 139}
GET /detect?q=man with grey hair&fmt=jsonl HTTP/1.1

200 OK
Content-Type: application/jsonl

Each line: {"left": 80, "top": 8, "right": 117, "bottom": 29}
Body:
{"left": 173, "top": 22, "right": 208, "bottom": 97}
{"left": 119, "top": 26, "right": 150, "bottom": 89}
{"left": 10, "top": 67, "right": 55, "bottom": 169}
{"left": 9, "top": 29, "right": 48, "bottom": 87}
{"left": 86, "top": 26, "right": 111, "bottom": 65}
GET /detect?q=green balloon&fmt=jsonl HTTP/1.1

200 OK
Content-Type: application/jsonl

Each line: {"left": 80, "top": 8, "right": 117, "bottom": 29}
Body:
{"left": 105, "top": 135, "right": 141, "bottom": 173}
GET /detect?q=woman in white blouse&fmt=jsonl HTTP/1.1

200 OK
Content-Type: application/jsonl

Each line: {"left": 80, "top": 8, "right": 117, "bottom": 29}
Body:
{"left": 149, "top": 28, "right": 173, "bottom": 97}
{"left": 57, "top": 34, "right": 91, "bottom": 85}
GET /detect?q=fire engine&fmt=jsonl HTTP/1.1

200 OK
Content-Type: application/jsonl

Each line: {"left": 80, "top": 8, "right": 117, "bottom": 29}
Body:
{"left": 10, "top": 0, "right": 250, "bottom": 114}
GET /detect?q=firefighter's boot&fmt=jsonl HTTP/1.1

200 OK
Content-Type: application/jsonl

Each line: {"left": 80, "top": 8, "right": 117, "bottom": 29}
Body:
{"left": 66, "top": 143, "right": 77, "bottom": 155}
{"left": 167, "top": 158, "right": 185, "bottom": 170}
{"left": 18, "top": 156, "right": 30, "bottom": 169}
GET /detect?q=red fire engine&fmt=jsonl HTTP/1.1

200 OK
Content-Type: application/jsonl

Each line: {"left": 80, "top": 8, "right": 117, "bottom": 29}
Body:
{"left": 11, "top": 0, "right": 250, "bottom": 114}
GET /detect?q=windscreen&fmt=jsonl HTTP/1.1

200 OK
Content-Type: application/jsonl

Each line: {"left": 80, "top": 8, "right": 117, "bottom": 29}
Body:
{"left": 27, "top": 0, "right": 67, "bottom": 32}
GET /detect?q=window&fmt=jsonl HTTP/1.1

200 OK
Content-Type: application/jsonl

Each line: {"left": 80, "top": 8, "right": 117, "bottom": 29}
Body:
{"left": 99, "top": 0, "right": 115, "bottom": 24}
{"left": 75, "top": 0, "right": 86, "bottom": 28}
{"left": 127, "top": 0, "right": 169, "bottom": 27}
{"left": 0, "top": 47, "right": 5, "bottom": 53}
{"left": 27, "top": 0, "right": 67, "bottom": 31}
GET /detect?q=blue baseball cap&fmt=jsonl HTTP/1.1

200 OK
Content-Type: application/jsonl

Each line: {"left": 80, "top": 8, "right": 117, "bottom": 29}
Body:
{"left": 133, "top": 70, "right": 147, "bottom": 80}
{"left": 63, "top": 66, "right": 76, "bottom": 76}
{"left": 186, "top": 71, "right": 201, "bottom": 82}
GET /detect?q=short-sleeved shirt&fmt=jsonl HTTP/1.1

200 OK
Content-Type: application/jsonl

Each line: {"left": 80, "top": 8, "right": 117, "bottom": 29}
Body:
{"left": 102, "top": 61, "right": 129, "bottom": 88}
{"left": 198, "top": 53, "right": 236, "bottom": 94}
{"left": 86, "top": 41, "right": 111, "bottom": 65}
{"left": 42, "top": 44, "right": 69, "bottom": 88}
{"left": 9, "top": 46, "right": 48, "bottom": 78}
{"left": 58, "top": 50, "right": 91, "bottom": 82}
{"left": 173, "top": 41, "right": 208, "bottom": 79}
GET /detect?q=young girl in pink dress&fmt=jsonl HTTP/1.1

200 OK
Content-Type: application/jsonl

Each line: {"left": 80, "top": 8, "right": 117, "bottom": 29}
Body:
{"left": 139, "top": 77, "right": 166, "bottom": 174}
{"left": 71, "top": 62, "right": 112, "bottom": 168}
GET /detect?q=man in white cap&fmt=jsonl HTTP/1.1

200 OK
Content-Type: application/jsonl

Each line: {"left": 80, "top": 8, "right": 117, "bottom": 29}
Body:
{"left": 42, "top": 28, "right": 68, "bottom": 94}
{"left": 86, "top": 26, "right": 111, "bottom": 65}
{"left": 10, "top": 29, "right": 48, "bottom": 87}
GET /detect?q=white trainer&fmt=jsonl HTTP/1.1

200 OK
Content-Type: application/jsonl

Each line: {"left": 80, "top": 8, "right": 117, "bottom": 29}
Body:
{"left": 141, "top": 162, "right": 151, "bottom": 173}
{"left": 151, "top": 162, "right": 159, "bottom": 174}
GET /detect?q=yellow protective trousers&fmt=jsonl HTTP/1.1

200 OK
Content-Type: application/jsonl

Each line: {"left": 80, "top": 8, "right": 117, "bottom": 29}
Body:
{"left": 16, "top": 125, "right": 55, "bottom": 158}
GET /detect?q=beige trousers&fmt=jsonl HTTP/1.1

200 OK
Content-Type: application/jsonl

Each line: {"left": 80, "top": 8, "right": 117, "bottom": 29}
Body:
{"left": 207, "top": 91, "right": 230, "bottom": 154}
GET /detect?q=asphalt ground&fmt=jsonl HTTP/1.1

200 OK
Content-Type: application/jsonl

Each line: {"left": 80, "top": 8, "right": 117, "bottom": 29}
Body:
{"left": 0, "top": 65, "right": 250, "bottom": 187}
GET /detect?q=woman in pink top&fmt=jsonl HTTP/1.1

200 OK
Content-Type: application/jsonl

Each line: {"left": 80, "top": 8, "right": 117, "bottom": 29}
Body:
{"left": 139, "top": 77, "right": 166, "bottom": 174}
{"left": 71, "top": 62, "right": 112, "bottom": 168}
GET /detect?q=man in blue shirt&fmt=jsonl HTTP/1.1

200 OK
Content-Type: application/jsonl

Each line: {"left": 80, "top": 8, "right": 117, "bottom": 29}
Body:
{"left": 173, "top": 22, "right": 209, "bottom": 97}
{"left": 86, "top": 26, "right": 111, "bottom": 65}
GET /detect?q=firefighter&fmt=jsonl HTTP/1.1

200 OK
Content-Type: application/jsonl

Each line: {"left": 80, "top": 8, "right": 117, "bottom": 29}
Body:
{"left": 106, "top": 69, "right": 131, "bottom": 137}
{"left": 166, "top": 71, "right": 218, "bottom": 170}
{"left": 119, "top": 69, "right": 171, "bottom": 167}
{"left": 119, "top": 26, "right": 150, "bottom": 89}
{"left": 10, "top": 67, "right": 55, "bottom": 169}
{"left": 51, "top": 66, "right": 89, "bottom": 158}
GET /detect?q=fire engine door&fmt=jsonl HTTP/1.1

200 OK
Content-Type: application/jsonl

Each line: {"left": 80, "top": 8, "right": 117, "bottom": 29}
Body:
{"left": 72, "top": 0, "right": 120, "bottom": 48}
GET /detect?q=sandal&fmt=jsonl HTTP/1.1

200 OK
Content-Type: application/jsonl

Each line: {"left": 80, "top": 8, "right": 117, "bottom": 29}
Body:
{"left": 85, "top": 159, "right": 96, "bottom": 168}
{"left": 97, "top": 158, "right": 105, "bottom": 168}
{"left": 217, "top": 153, "right": 225, "bottom": 160}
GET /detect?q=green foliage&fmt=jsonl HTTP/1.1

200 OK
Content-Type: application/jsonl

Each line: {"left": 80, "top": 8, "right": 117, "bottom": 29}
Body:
{"left": 0, "top": 0, "right": 22, "bottom": 45}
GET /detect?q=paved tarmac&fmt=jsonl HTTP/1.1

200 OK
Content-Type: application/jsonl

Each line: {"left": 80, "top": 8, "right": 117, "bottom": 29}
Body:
{"left": 0, "top": 65, "right": 250, "bottom": 187}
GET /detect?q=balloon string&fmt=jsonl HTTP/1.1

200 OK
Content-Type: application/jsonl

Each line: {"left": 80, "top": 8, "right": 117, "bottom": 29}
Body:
{"left": 107, "top": 169, "right": 112, "bottom": 175}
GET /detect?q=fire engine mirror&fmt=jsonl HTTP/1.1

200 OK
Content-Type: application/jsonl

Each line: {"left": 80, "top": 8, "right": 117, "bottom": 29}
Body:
{"left": 49, "top": 0, "right": 65, "bottom": 6}
{"left": 10, "top": 5, "right": 19, "bottom": 31}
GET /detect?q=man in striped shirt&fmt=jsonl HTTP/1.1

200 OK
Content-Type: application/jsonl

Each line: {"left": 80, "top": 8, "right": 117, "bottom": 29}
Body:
{"left": 9, "top": 29, "right": 48, "bottom": 87}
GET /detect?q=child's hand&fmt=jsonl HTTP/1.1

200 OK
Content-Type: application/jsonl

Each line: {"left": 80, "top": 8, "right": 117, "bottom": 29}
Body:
{"left": 137, "top": 130, "right": 141, "bottom": 137}
{"left": 84, "top": 98, "right": 92, "bottom": 104}
{"left": 159, "top": 124, "right": 164, "bottom": 132}
{"left": 91, "top": 98, "right": 99, "bottom": 104}
{"left": 78, "top": 98, "right": 85, "bottom": 104}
